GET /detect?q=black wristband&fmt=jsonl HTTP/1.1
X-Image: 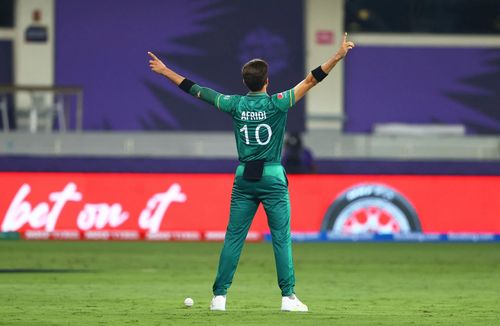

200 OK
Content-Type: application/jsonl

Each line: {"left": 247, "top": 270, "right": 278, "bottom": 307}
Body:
{"left": 178, "top": 78, "right": 196, "bottom": 93}
{"left": 311, "top": 66, "right": 328, "bottom": 82}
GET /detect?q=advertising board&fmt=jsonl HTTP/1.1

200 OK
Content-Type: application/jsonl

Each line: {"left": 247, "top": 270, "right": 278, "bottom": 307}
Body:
{"left": 1, "top": 173, "right": 499, "bottom": 241}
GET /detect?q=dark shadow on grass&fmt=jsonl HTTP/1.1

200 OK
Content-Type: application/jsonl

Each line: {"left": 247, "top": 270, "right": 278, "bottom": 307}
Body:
{"left": 0, "top": 269, "right": 95, "bottom": 274}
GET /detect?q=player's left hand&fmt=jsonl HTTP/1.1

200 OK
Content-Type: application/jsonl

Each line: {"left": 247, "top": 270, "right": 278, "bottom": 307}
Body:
{"left": 148, "top": 51, "right": 167, "bottom": 75}
{"left": 336, "top": 33, "right": 355, "bottom": 59}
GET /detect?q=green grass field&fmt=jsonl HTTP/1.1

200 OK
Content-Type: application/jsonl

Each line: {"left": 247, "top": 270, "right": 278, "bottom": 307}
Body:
{"left": 1, "top": 241, "right": 499, "bottom": 325}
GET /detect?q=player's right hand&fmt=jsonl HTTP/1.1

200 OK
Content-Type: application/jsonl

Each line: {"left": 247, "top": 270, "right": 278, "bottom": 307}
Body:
{"left": 336, "top": 33, "right": 355, "bottom": 59}
{"left": 148, "top": 51, "right": 167, "bottom": 75}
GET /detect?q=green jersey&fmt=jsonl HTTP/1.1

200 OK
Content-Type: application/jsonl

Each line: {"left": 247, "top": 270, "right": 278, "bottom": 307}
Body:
{"left": 189, "top": 84, "right": 296, "bottom": 163}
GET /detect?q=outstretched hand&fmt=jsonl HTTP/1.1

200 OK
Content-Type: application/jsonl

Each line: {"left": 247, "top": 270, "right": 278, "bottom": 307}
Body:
{"left": 148, "top": 51, "right": 167, "bottom": 75}
{"left": 147, "top": 51, "right": 185, "bottom": 85}
{"left": 336, "top": 33, "right": 355, "bottom": 59}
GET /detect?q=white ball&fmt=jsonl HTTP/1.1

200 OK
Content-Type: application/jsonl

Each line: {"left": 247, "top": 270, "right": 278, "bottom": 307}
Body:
{"left": 184, "top": 297, "right": 194, "bottom": 307}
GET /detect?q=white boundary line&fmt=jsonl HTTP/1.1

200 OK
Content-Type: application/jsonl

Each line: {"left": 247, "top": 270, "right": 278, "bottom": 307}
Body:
{"left": 350, "top": 33, "right": 500, "bottom": 48}
{"left": 0, "top": 28, "right": 15, "bottom": 40}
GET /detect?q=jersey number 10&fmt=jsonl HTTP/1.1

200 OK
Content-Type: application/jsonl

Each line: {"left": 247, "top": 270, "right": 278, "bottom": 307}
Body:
{"left": 239, "top": 124, "right": 272, "bottom": 146}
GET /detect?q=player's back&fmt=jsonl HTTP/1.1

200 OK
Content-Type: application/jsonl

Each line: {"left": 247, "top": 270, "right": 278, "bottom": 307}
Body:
{"left": 230, "top": 90, "right": 295, "bottom": 163}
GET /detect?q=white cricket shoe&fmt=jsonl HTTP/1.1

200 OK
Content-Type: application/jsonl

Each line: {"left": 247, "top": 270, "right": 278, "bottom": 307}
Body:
{"left": 281, "top": 294, "right": 308, "bottom": 312}
{"left": 210, "top": 295, "right": 226, "bottom": 311}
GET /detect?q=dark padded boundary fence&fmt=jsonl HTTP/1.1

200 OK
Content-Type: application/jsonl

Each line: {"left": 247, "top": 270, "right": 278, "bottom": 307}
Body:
{"left": 1, "top": 156, "right": 500, "bottom": 175}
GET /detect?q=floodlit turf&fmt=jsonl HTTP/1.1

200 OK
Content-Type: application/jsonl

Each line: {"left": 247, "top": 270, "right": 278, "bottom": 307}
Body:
{"left": 0, "top": 241, "right": 499, "bottom": 325}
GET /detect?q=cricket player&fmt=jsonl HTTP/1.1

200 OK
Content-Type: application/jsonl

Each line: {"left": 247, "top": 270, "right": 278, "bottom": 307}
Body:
{"left": 148, "top": 33, "right": 354, "bottom": 312}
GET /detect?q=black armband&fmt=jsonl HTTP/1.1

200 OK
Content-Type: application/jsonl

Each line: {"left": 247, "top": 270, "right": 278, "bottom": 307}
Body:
{"left": 311, "top": 66, "right": 328, "bottom": 82}
{"left": 178, "top": 78, "right": 196, "bottom": 93}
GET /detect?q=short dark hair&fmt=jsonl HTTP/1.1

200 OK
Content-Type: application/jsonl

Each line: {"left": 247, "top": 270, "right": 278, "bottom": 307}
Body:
{"left": 242, "top": 59, "right": 268, "bottom": 92}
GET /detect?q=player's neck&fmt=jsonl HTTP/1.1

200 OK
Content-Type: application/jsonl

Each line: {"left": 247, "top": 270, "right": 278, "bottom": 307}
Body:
{"left": 247, "top": 84, "right": 268, "bottom": 95}
{"left": 257, "top": 85, "right": 268, "bottom": 94}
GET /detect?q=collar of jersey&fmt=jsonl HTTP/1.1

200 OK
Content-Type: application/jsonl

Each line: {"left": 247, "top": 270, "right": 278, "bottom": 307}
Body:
{"left": 247, "top": 91, "right": 269, "bottom": 97}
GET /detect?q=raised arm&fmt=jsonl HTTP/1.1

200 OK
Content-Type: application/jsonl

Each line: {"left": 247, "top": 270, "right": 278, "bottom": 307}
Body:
{"left": 148, "top": 51, "right": 237, "bottom": 113}
{"left": 148, "top": 51, "right": 185, "bottom": 85}
{"left": 293, "top": 33, "right": 355, "bottom": 103}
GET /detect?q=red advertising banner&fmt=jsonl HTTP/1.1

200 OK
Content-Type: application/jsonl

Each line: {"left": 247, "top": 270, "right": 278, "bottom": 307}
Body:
{"left": 1, "top": 173, "right": 499, "bottom": 240}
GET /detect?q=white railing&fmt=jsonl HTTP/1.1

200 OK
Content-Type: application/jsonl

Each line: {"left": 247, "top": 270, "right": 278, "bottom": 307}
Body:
{"left": 0, "top": 85, "right": 83, "bottom": 133}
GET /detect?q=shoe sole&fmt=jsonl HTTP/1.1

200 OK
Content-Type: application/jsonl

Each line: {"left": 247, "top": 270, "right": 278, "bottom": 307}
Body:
{"left": 210, "top": 305, "right": 225, "bottom": 311}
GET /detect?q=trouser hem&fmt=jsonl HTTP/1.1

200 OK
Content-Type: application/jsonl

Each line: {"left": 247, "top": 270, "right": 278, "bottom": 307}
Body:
{"left": 213, "top": 290, "right": 227, "bottom": 296}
